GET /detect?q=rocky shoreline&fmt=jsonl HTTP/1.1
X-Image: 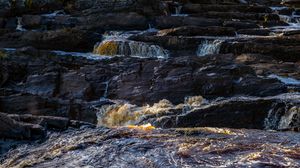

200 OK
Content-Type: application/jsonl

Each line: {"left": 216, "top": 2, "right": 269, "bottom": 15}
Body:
{"left": 1, "top": 0, "right": 300, "bottom": 167}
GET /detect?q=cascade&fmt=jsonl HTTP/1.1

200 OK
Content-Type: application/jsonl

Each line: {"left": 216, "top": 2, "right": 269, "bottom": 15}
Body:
{"left": 16, "top": 17, "right": 26, "bottom": 31}
{"left": 97, "top": 99, "right": 174, "bottom": 127}
{"left": 264, "top": 102, "right": 300, "bottom": 130}
{"left": 196, "top": 39, "right": 223, "bottom": 56}
{"left": 171, "top": 4, "right": 188, "bottom": 16}
{"left": 101, "top": 81, "right": 110, "bottom": 100}
{"left": 93, "top": 40, "right": 169, "bottom": 58}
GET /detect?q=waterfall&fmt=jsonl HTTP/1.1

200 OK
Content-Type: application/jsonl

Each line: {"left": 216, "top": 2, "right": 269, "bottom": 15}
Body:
{"left": 93, "top": 40, "right": 169, "bottom": 58}
{"left": 175, "top": 5, "right": 182, "bottom": 15}
{"left": 171, "top": 4, "right": 188, "bottom": 16}
{"left": 278, "top": 106, "right": 300, "bottom": 130}
{"left": 279, "top": 15, "right": 293, "bottom": 24}
{"left": 196, "top": 39, "right": 223, "bottom": 56}
{"left": 16, "top": 17, "right": 26, "bottom": 31}
{"left": 264, "top": 102, "right": 300, "bottom": 130}
{"left": 97, "top": 99, "right": 173, "bottom": 127}
{"left": 100, "top": 81, "right": 110, "bottom": 100}
{"left": 272, "top": 7, "right": 300, "bottom": 28}
{"left": 147, "top": 24, "right": 158, "bottom": 33}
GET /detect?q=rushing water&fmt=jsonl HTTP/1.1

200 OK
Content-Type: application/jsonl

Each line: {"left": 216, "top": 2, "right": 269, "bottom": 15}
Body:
{"left": 93, "top": 40, "right": 169, "bottom": 58}
{"left": 16, "top": 17, "right": 26, "bottom": 32}
{"left": 171, "top": 4, "right": 188, "bottom": 17}
{"left": 271, "top": 6, "right": 300, "bottom": 33}
{"left": 264, "top": 102, "right": 300, "bottom": 130}
{"left": 2, "top": 120, "right": 300, "bottom": 167}
{"left": 196, "top": 39, "right": 223, "bottom": 56}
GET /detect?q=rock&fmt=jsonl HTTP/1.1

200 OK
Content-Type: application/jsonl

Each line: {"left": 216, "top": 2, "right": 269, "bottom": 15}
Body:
{"left": 237, "top": 28, "right": 271, "bottom": 36}
{"left": 182, "top": 4, "right": 272, "bottom": 14}
{"left": 0, "top": 112, "right": 46, "bottom": 140}
{"left": 221, "top": 36, "right": 300, "bottom": 62}
{"left": 223, "top": 21, "right": 259, "bottom": 29}
{"left": 22, "top": 72, "right": 59, "bottom": 97}
{"left": 155, "top": 16, "right": 222, "bottom": 29}
{"left": 0, "top": 93, "right": 69, "bottom": 117}
{"left": 68, "top": 0, "right": 165, "bottom": 16}
{"left": 0, "top": 0, "right": 11, "bottom": 16}
{"left": 158, "top": 26, "right": 236, "bottom": 36}
{"left": 175, "top": 98, "right": 273, "bottom": 129}
{"left": 4, "top": 17, "right": 17, "bottom": 29}
{"left": 21, "top": 15, "right": 42, "bottom": 29}
{"left": 8, "top": 114, "right": 70, "bottom": 130}
{"left": 130, "top": 93, "right": 300, "bottom": 131}
{"left": 85, "top": 12, "right": 148, "bottom": 30}
{"left": 0, "top": 28, "right": 99, "bottom": 52}
{"left": 282, "top": 0, "right": 300, "bottom": 7}
{"left": 59, "top": 72, "right": 93, "bottom": 100}
{"left": 108, "top": 56, "right": 286, "bottom": 105}
{"left": 0, "top": 17, "right": 4, "bottom": 28}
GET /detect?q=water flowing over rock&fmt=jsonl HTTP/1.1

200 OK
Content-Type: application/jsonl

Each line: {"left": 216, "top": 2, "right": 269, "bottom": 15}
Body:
{"left": 93, "top": 40, "right": 169, "bottom": 58}
{"left": 16, "top": 17, "right": 26, "bottom": 32}
{"left": 196, "top": 39, "right": 224, "bottom": 56}
{"left": 264, "top": 101, "right": 300, "bottom": 131}
{"left": 2, "top": 0, "right": 300, "bottom": 166}
{"left": 2, "top": 125, "right": 300, "bottom": 167}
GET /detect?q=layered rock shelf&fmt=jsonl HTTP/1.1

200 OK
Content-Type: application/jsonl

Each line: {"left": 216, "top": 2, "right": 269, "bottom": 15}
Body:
{"left": 1, "top": 0, "right": 300, "bottom": 167}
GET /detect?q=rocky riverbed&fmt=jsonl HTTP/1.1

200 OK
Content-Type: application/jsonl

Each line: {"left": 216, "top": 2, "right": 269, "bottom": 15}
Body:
{"left": 1, "top": 0, "right": 300, "bottom": 167}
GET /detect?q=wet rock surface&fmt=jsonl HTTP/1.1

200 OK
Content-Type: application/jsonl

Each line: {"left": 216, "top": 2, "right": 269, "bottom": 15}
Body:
{"left": 1, "top": 127, "right": 300, "bottom": 167}
{"left": 1, "top": 0, "right": 300, "bottom": 167}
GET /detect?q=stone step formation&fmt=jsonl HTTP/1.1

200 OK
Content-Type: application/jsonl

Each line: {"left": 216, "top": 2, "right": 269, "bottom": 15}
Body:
{"left": 1, "top": 0, "right": 300, "bottom": 167}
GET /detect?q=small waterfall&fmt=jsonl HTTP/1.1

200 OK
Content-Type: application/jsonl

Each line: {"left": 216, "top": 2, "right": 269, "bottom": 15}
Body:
{"left": 171, "top": 4, "right": 188, "bottom": 16}
{"left": 279, "top": 15, "right": 293, "bottom": 23}
{"left": 175, "top": 5, "right": 182, "bottom": 15}
{"left": 100, "top": 81, "right": 110, "bottom": 100}
{"left": 16, "top": 17, "right": 26, "bottom": 31}
{"left": 147, "top": 24, "right": 158, "bottom": 33}
{"left": 278, "top": 106, "right": 300, "bottom": 130}
{"left": 93, "top": 40, "right": 169, "bottom": 58}
{"left": 196, "top": 39, "right": 223, "bottom": 56}
{"left": 97, "top": 99, "right": 173, "bottom": 127}
{"left": 264, "top": 102, "right": 300, "bottom": 130}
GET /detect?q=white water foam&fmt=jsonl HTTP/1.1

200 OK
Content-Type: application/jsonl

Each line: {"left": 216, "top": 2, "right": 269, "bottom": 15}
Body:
{"left": 16, "top": 17, "right": 26, "bottom": 32}
{"left": 196, "top": 39, "right": 223, "bottom": 56}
